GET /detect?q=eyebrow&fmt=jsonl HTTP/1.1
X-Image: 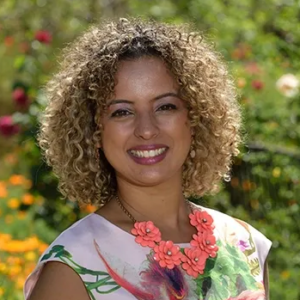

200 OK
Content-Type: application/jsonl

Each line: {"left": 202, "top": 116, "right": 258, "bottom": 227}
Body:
{"left": 107, "top": 92, "right": 180, "bottom": 107}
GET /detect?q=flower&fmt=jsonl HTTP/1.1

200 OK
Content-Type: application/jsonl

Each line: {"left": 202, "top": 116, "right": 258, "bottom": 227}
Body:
{"left": 251, "top": 80, "right": 264, "bottom": 90}
{"left": 244, "top": 62, "right": 261, "bottom": 75}
{"left": 0, "top": 116, "right": 20, "bottom": 137}
{"left": 237, "top": 240, "right": 249, "bottom": 252}
{"left": 153, "top": 241, "right": 182, "bottom": 269}
{"left": 190, "top": 231, "right": 218, "bottom": 258}
{"left": 276, "top": 74, "right": 299, "bottom": 97}
{"left": 181, "top": 248, "right": 209, "bottom": 278}
{"left": 189, "top": 210, "right": 214, "bottom": 232}
{"left": 131, "top": 221, "right": 161, "bottom": 248}
{"left": 22, "top": 193, "right": 34, "bottom": 205}
{"left": 34, "top": 30, "right": 52, "bottom": 44}
{"left": 12, "top": 87, "right": 28, "bottom": 106}
{"left": 7, "top": 198, "right": 20, "bottom": 209}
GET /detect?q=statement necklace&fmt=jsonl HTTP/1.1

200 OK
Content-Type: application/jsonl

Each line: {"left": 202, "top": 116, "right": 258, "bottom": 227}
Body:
{"left": 115, "top": 195, "right": 218, "bottom": 278}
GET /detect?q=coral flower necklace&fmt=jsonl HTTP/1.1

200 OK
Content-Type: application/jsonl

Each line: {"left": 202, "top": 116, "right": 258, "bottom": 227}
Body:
{"left": 115, "top": 195, "right": 218, "bottom": 278}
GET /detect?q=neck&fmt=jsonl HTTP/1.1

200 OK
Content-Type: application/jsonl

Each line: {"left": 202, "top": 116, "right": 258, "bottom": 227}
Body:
{"left": 115, "top": 175, "right": 189, "bottom": 229}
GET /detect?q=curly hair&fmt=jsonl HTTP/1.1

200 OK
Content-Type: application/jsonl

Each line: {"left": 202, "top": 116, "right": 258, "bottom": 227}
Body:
{"left": 38, "top": 17, "right": 242, "bottom": 206}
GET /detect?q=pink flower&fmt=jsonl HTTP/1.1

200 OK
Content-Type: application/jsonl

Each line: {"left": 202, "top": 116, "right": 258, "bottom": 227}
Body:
{"left": 0, "top": 116, "right": 20, "bottom": 137}
{"left": 131, "top": 221, "right": 161, "bottom": 248}
{"left": 190, "top": 231, "right": 218, "bottom": 258}
{"left": 181, "top": 248, "right": 209, "bottom": 278}
{"left": 12, "top": 88, "right": 28, "bottom": 106}
{"left": 189, "top": 210, "right": 214, "bottom": 232}
{"left": 251, "top": 80, "right": 264, "bottom": 90}
{"left": 153, "top": 241, "right": 182, "bottom": 269}
{"left": 237, "top": 240, "right": 249, "bottom": 252}
{"left": 34, "top": 30, "right": 52, "bottom": 44}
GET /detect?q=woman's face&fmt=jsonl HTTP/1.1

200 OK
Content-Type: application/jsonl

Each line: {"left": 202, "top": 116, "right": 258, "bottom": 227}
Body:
{"left": 100, "top": 56, "right": 192, "bottom": 187}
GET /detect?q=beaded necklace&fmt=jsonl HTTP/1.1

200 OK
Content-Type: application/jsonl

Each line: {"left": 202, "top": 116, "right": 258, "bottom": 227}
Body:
{"left": 115, "top": 195, "right": 218, "bottom": 278}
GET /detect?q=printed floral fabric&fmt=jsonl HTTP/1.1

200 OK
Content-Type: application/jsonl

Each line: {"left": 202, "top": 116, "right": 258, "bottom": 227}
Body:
{"left": 24, "top": 205, "right": 272, "bottom": 300}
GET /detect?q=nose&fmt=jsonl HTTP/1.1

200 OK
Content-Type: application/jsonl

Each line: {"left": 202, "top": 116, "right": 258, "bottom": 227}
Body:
{"left": 134, "top": 112, "right": 160, "bottom": 140}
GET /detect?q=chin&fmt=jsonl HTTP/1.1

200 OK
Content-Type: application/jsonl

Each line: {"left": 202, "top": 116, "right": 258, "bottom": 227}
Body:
{"left": 132, "top": 169, "right": 174, "bottom": 187}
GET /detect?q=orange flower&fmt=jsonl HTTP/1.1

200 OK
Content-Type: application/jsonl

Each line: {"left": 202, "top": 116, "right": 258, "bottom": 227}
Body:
{"left": 181, "top": 248, "right": 209, "bottom": 278}
{"left": 0, "top": 181, "right": 8, "bottom": 197}
{"left": 22, "top": 193, "right": 34, "bottom": 205}
{"left": 190, "top": 231, "right": 218, "bottom": 258}
{"left": 131, "top": 221, "right": 161, "bottom": 248}
{"left": 153, "top": 241, "right": 182, "bottom": 269}
{"left": 9, "top": 175, "right": 25, "bottom": 185}
{"left": 189, "top": 210, "right": 214, "bottom": 232}
{"left": 82, "top": 204, "right": 96, "bottom": 213}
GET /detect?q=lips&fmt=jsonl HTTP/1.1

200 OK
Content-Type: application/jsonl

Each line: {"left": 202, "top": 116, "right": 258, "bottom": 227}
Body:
{"left": 127, "top": 144, "right": 169, "bottom": 165}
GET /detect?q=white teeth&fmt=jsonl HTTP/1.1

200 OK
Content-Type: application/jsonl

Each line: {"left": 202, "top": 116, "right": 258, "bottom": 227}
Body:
{"left": 130, "top": 148, "right": 167, "bottom": 158}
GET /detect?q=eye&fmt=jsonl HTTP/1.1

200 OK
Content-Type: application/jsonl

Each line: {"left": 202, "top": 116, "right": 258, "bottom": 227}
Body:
{"left": 111, "top": 109, "right": 132, "bottom": 118}
{"left": 157, "top": 104, "right": 177, "bottom": 111}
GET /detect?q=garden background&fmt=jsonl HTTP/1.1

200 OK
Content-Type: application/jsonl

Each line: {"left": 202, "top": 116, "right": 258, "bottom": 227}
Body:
{"left": 0, "top": 0, "right": 299, "bottom": 299}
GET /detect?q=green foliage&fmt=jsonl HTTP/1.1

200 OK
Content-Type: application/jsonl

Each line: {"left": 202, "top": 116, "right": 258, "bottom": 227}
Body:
{"left": 0, "top": 0, "right": 299, "bottom": 299}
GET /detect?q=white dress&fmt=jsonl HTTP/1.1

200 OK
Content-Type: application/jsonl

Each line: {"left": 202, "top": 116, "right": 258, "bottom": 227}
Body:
{"left": 24, "top": 204, "right": 272, "bottom": 300}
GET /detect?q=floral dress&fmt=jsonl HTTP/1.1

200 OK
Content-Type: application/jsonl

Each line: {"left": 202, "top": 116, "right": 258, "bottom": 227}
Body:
{"left": 24, "top": 205, "right": 272, "bottom": 300}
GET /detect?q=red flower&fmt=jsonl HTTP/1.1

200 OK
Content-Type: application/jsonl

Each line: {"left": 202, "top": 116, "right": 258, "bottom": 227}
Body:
{"left": 34, "top": 30, "right": 52, "bottom": 44}
{"left": 12, "top": 88, "right": 28, "bottom": 106}
{"left": 131, "top": 221, "right": 161, "bottom": 248}
{"left": 189, "top": 210, "right": 214, "bottom": 232}
{"left": 190, "top": 231, "right": 218, "bottom": 258}
{"left": 153, "top": 241, "right": 182, "bottom": 269}
{"left": 4, "top": 36, "right": 14, "bottom": 47}
{"left": 181, "top": 248, "right": 209, "bottom": 278}
{"left": 251, "top": 80, "right": 264, "bottom": 90}
{"left": 0, "top": 116, "right": 20, "bottom": 137}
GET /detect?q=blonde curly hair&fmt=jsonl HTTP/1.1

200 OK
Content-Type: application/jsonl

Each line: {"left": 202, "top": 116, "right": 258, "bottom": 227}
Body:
{"left": 38, "top": 18, "right": 242, "bottom": 207}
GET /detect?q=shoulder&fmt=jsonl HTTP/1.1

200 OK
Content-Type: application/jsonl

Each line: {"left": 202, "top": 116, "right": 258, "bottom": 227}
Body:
{"left": 24, "top": 214, "right": 105, "bottom": 299}
{"left": 26, "top": 261, "right": 90, "bottom": 300}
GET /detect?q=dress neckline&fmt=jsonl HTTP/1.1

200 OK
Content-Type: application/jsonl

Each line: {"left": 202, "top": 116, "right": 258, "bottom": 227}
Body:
{"left": 91, "top": 212, "right": 191, "bottom": 247}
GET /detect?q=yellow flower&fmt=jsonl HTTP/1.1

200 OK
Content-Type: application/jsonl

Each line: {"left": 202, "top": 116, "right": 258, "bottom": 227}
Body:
{"left": 7, "top": 265, "right": 22, "bottom": 276}
{"left": 7, "top": 198, "right": 20, "bottom": 209}
{"left": 0, "top": 233, "right": 12, "bottom": 242}
{"left": 16, "top": 276, "right": 26, "bottom": 289}
{"left": 0, "top": 262, "right": 7, "bottom": 273}
{"left": 0, "top": 287, "right": 4, "bottom": 297}
{"left": 25, "top": 251, "right": 37, "bottom": 261}
{"left": 272, "top": 167, "right": 281, "bottom": 178}
{"left": 22, "top": 193, "right": 34, "bottom": 205}
{"left": 281, "top": 270, "right": 290, "bottom": 279}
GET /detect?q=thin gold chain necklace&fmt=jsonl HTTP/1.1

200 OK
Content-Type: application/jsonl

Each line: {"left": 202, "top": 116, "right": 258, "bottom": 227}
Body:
{"left": 115, "top": 194, "right": 193, "bottom": 224}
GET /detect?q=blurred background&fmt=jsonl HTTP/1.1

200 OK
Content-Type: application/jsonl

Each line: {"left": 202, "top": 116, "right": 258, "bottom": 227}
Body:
{"left": 0, "top": 0, "right": 299, "bottom": 299}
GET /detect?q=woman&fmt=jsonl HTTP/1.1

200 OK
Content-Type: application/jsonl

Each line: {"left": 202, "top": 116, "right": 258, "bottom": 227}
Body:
{"left": 24, "top": 18, "right": 271, "bottom": 300}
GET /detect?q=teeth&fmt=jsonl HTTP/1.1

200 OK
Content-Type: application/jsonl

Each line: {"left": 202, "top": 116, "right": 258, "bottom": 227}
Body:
{"left": 130, "top": 148, "right": 167, "bottom": 158}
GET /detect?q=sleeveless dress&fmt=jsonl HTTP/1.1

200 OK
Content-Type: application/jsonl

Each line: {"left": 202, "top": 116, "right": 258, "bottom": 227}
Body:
{"left": 24, "top": 204, "right": 272, "bottom": 300}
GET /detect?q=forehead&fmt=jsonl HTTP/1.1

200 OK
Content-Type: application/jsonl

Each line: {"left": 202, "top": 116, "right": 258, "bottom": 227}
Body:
{"left": 113, "top": 57, "right": 178, "bottom": 99}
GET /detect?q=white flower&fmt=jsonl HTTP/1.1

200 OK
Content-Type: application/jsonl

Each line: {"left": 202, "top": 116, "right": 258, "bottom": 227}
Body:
{"left": 276, "top": 74, "right": 299, "bottom": 97}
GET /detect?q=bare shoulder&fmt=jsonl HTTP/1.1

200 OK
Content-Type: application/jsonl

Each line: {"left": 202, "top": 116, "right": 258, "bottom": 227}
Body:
{"left": 28, "top": 261, "right": 91, "bottom": 300}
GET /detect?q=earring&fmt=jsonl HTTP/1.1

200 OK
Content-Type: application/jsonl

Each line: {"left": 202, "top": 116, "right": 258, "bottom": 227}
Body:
{"left": 190, "top": 145, "right": 196, "bottom": 158}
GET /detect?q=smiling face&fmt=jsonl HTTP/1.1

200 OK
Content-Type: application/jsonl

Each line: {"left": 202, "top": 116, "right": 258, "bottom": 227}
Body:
{"left": 100, "top": 56, "right": 192, "bottom": 187}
